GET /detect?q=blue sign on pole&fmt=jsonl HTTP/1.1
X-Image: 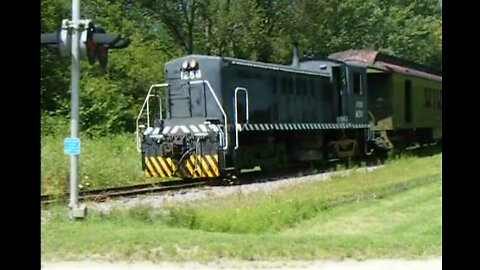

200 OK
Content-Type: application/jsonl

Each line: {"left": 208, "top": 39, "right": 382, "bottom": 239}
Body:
{"left": 64, "top": 137, "right": 81, "bottom": 155}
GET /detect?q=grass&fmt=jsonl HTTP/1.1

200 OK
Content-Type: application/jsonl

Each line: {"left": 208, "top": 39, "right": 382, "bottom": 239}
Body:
{"left": 41, "top": 153, "right": 442, "bottom": 261}
{"left": 41, "top": 134, "right": 158, "bottom": 195}
{"left": 153, "top": 153, "right": 440, "bottom": 234}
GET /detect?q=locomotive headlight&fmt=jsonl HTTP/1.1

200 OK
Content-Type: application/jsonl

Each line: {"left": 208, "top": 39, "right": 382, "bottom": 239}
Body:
{"left": 182, "top": 60, "right": 188, "bottom": 69}
{"left": 189, "top": 59, "right": 197, "bottom": 69}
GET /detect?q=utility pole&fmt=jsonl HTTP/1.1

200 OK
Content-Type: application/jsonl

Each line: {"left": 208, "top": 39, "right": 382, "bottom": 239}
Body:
{"left": 68, "top": 0, "right": 85, "bottom": 219}
{"left": 41, "top": 0, "right": 130, "bottom": 219}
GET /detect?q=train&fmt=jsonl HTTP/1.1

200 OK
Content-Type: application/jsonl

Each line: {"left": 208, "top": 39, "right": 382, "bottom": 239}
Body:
{"left": 136, "top": 47, "right": 442, "bottom": 179}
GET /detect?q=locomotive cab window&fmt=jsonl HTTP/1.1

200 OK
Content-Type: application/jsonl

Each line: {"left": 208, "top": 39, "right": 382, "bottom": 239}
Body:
{"left": 353, "top": 72, "right": 363, "bottom": 95}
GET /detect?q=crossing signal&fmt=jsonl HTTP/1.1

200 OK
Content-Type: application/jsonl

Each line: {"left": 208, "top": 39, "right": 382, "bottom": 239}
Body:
{"left": 40, "top": 19, "right": 130, "bottom": 69}
{"left": 87, "top": 24, "right": 130, "bottom": 69}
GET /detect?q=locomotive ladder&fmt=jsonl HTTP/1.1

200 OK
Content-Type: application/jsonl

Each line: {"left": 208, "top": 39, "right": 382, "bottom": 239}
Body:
{"left": 136, "top": 83, "right": 167, "bottom": 152}
{"left": 366, "top": 111, "right": 377, "bottom": 141}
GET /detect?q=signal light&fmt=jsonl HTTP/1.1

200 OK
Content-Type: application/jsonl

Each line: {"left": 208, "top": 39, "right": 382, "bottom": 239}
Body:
{"left": 97, "top": 45, "right": 108, "bottom": 69}
{"left": 85, "top": 22, "right": 97, "bottom": 64}
{"left": 85, "top": 23, "right": 130, "bottom": 69}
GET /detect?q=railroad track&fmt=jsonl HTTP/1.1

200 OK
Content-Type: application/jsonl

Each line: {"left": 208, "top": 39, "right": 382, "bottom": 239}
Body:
{"left": 41, "top": 179, "right": 207, "bottom": 204}
{"left": 40, "top": 165, "right": 334, "bottom": 205}
{"left": 40, "top": 168, "right": 325, "bottom": 205}
{"left": 41, "top": 143, "right": 441, "bottom": 205}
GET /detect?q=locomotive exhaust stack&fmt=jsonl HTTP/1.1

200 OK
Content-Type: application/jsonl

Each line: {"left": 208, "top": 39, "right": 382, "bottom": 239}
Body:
{"left": 291, "top": 42, "right": 300, "bottom": 67}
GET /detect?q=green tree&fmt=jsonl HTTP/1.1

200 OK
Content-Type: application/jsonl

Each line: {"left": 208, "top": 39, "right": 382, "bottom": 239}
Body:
{"left": 41, "top": 0, "right": 442, "bottom": 137}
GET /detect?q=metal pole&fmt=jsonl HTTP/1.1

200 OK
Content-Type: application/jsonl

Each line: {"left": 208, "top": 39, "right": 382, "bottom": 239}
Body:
{"left": 69, "top": 0, "right": 86, "bottom": 218}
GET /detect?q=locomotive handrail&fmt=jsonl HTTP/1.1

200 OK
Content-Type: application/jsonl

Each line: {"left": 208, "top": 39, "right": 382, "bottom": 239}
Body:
{"left": 189, "top": 80, "right": 229, "bottom": 150}
{"left": 367, "top": 110, "right": 376, "bottom": 126}
{"left": 234, "top": 87, "right": 249, "bottom": 150}
{"left": 136, "top": 83, "right": 168, "bottom": 152}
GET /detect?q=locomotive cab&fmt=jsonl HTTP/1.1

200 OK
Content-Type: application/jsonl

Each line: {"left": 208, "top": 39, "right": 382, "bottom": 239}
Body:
{"left": 298, "top": 59, "right": 368, "bottom": 125}
{"left": 297, "top": 57, "right": 371, "bottom": 159}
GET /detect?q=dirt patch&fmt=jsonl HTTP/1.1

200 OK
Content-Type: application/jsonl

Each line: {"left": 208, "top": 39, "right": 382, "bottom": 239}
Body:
{"left": 42, "top": 257, "right": 441, "bottom": 270}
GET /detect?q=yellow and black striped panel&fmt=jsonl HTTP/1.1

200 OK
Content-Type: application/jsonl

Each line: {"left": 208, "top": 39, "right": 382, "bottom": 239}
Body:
{"left": 184, "top": 154, "right": 220, "bottom": 178}
{"left": 144, "top": 156, "right": 177, "bottom": 178}
{"left": 144, "top": 155, "right": 219, "bottom": 178}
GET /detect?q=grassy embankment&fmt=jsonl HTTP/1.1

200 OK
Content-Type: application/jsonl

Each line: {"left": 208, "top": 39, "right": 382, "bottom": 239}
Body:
{"left": 41, "top": 134, "right": 155, "bottom": 195}
{"left": 41, "top": 153, "right": 442, "bottom": 261}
